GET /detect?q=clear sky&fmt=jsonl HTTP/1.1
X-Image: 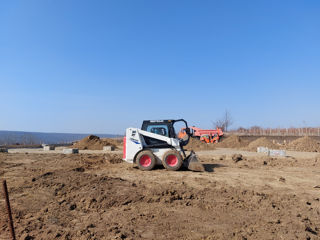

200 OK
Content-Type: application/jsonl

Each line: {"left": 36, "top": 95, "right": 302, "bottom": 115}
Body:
{"left": 1, "top": 0, "right": 320, "bottom": 134}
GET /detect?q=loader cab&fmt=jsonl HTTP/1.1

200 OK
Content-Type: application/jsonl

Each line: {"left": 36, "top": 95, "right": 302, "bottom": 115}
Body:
{"left": 141, "top": 119, "right": 190, "bottom": 147}
{"left": 142, "top": 120, "right": 176, "bottom": 138}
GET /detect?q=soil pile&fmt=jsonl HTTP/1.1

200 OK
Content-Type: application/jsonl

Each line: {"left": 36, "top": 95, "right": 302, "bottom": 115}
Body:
{"left": 216, "top": 135, "right": 246, "bottom": 148}
{"left": 73, "top": 135, "right": 118, "bottom": 150}
{"left": 247, "top": 137, "right": 279, "bottom": 151}
{"left": 185, "top": 137, "right": 216, "bottom": 151}
{"left": 287, "top": 136, "right": 320, "bottom": 152}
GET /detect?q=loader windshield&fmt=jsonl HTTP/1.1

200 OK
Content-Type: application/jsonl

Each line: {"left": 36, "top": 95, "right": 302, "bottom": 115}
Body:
{"left": 146, "top": 125, "right": 169, "bottom": 137}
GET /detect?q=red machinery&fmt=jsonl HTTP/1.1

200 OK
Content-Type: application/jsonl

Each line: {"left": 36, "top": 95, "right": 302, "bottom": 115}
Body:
{"left": 178, "top": 126, "right": 224, "bottom": 143}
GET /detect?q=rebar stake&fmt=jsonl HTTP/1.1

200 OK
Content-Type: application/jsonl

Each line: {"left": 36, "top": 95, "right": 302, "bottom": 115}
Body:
{"left": 2, "top": 180, "right": 16, "bottom": 240}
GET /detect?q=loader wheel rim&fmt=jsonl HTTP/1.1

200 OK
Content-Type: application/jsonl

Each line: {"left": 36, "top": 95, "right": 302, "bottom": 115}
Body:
{"left": 166, "top": 155, "right": 178, "bottom": 167}
{"left": 139, "top": 155, "right": 151, "bottom": 167}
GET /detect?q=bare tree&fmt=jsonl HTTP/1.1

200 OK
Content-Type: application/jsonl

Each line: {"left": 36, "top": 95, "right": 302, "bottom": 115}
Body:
{"left": 213, "top": 110, "right": 234, "bottom": 132}
{"left": 213, "top": 119, "right": 225, "bottom": 131}
{"left": 223, "top": 110, "right": 233, "bottom": 132}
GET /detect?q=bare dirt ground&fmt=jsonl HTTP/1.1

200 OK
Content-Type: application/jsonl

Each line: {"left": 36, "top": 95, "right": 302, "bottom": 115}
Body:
{"left": 1, "top": 148, "right": 320, "bottom": 240}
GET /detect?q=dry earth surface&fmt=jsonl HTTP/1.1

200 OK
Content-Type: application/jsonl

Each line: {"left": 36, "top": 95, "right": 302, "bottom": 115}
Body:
{"left": 1, "top": 146, "right": 320, "bottom": 240}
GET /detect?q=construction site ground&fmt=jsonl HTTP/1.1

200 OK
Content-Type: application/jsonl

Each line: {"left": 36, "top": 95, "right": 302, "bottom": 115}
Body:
{"left": 1, "top": 147, "right": 320, "bottom": 240}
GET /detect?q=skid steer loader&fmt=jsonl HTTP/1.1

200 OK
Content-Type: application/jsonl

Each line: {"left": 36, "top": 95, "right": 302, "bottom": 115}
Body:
{"left": 123, "top": 119, "right": 204, "bottom": 172}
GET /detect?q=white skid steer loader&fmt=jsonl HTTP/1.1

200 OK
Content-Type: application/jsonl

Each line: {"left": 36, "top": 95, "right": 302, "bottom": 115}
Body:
{"left": 123, "top": 119, "right": 204, "bottom": 171}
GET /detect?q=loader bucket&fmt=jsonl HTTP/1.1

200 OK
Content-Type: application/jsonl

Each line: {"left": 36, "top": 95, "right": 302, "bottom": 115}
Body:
{"left": 184, "top": 151, "right": 205, "bottom": 172}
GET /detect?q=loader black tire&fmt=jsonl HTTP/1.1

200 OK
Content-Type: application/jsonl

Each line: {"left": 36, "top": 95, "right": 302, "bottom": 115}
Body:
{"left": 136, "top": 150, "right": 156, "bottom": 171}
{"left": 162, "top": 150, "right": 183, "bottom": 171}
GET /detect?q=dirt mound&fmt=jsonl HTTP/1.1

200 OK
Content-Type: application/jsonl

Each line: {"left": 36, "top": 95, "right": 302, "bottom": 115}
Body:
{"left": 216, "top": 135, "right": 246, "bottom": 148}
{"left": 73, "top": 135, "right": 118, "bottom": 150}
{"left": 185, "top": 137, "right": 216, "bottom": 151}
{"left": 287, "top": 136, "right": 320, "bottom": 152}
{"left": 184, "top": 135, "right": 252, "bottom": 151}
{"left": 247, "top": 137, "right": 279, "bottom": 151}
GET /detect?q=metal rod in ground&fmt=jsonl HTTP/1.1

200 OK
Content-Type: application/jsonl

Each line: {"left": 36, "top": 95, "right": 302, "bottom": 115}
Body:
{"left": 2, "top": 180, "right": 16, "bottom": 240}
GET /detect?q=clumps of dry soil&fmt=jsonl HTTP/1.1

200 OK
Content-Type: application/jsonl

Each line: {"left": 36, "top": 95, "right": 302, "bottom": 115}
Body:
{"left": 216, "top": 135, "right": 247, "bottom": 148}
{"left": 76, "top": 154, "right": 123, "bottom": 170}
{"left": 246, "top": 137, "right": 279, "bottom": 151}
{"left": 232, "top": 154, "right": 244, "bottom": 163}
{"left": 73, "top": 135, "right": 119, "bottom": 150}
{"left": 287, "top": 136, "right": 320, "bottom": 152}
{"left": 105, "top": 153, "right": 123, "bottom": 164}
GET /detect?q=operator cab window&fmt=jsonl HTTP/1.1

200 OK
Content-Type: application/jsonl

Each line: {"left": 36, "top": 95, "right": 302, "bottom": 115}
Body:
{"left": 146, "top": 125, "right": 169, "bottom": 137}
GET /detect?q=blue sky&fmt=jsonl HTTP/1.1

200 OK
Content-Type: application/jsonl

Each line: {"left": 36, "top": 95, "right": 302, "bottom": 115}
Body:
{"left": 1, "top": 0, "right": 320, "bottom": 134}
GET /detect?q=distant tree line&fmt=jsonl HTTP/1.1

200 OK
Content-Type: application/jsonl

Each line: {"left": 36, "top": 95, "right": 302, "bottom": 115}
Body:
{"left": 230, "top": 126, "right": 320, "bottom": 136}
{"left": 212, "top": 110, "right": 320, "bottom": 136}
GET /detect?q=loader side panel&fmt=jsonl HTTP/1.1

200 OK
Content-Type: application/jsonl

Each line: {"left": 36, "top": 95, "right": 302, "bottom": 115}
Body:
{"left": 123, "top": 128, "right": 143, "bottom": 163}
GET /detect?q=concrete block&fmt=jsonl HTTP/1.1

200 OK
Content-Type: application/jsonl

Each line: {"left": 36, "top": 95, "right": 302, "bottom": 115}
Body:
{"left": 43, "top": 145, "right": 55, "bottom": 151}
{"left": 257, "top": 147, "right": 269, "bottom": 154}
{"left": 63, "top": 148, "right": 79, "bottom": 154}
{"left": 0, "top": 148, "right": 8, "bottom": 153}
{"left": 103, "top": 146, "right": 115, "bottom": 151}
{"left": 268, "top": 149, "right": 286, "bottom": 157}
